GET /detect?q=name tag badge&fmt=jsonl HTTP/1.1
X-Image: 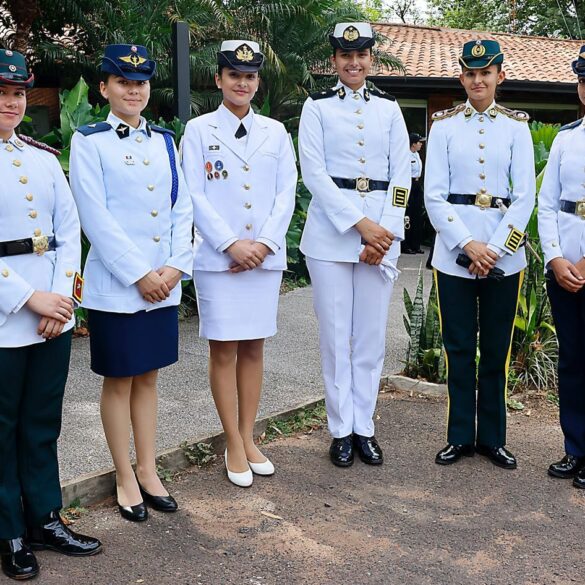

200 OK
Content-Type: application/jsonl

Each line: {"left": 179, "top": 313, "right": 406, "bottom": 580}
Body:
{"left": 124, "top": 154, "right": 135, "bottom": 165}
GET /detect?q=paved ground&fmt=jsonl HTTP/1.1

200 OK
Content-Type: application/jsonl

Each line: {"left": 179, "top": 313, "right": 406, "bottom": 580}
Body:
{"left": 14, "top": 390, "right": 582, "bottom": 585}
{"left": 59, "top": 251, "right": 432, "bottom": 482}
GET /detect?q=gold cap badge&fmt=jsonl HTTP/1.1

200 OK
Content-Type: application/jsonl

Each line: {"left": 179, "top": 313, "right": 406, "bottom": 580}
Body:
{"left": 471, "top": 42, "right": 486, "bottom": 57}
{"left": 119, "top": 52, "right": 147, "bottom": 68}
{"left": 235, "top": 44, "right": 254, "bottom": 63}
{"left": 343, "top": 26, "right": 359, "bottom": 42}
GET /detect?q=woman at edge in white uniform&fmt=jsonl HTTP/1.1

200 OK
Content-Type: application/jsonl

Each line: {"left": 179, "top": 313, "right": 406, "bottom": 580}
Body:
{"left": 181, "top": 41, "right": 297, "bottom": 487}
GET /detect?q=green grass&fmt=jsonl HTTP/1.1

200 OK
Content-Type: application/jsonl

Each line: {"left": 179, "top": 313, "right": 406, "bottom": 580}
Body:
{"left": 61, "top": 498, "right": 87, "bottom": 522}
{"left": 260, "top": 401, "right": 327, "bottom": 443}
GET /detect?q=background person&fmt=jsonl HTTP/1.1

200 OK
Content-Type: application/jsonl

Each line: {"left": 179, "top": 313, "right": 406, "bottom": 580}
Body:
{"left": 403, "top": 131, "right": 425, "bottom": 254}
{"left": 181, "top": 40, "right": 297, "bottom": 487}
{"left": 70, "top": 44, "right": 193, "bottom": 521}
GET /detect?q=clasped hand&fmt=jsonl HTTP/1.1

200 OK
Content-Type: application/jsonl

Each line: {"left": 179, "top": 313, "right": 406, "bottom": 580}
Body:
{"left": 25, "top": 291, "right": 74, "bottom": 339}
{"left": 137, "top": 267, "right": 182, "bottom": 303}
{"left": 355, "top": 218, "right": 394, "bottom": 255}
{"left": 550, "top": 257, "right": 585, "bottom": 293}
{"left": 463, "top": 241, "right": 498, "bottom": 277}
{"left": 227, "top": 240, "right": 271, "bottom": 273}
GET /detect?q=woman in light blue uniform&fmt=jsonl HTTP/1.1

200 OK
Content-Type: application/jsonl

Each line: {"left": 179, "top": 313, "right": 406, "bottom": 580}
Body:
{"left": 538, "top": 46, "right": 585, "bottom": 487}
{"left": 181, "top": 41, "right": 297, "bottom": 487}
{"left": 0, "top": 49, "right": 101, "bottom": 581}
{"left": 70, "top": 44, "right": 193, "bottom": 521}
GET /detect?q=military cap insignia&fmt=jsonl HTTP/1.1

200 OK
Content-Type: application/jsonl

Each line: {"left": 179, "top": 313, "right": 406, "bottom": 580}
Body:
{"left": 505, "top": 227, "right": 524, "bottom": 252}
{"left": 471, "top": 41, "right": 486, "bottom": 58}
{"left": 235, "top": 44, "right": 254, "bottom": 63}
{"left": 5, "top": 50, "right": 12, "bottom": 57}
{"left": 8, "top": 65, "right": 16, "bottom": 72}
{"left": 392, "top": 186, "right": 409, "bottom": 208}
{"left": 343, "top": 26, "right": 359, "bottom": 42}
{"left": 119, "top": 52, "right": 147, "bottom": 68}
{"left": 73, "top": 273, "right": 84, "bottom": 303}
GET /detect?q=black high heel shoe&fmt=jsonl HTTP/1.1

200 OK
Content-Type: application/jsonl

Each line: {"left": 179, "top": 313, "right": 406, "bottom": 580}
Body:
{"left": 138, "top": 482, "right": 178, "bottom": 513}
{"left": 117, "top": 501, "right": 148, "bottom": 522}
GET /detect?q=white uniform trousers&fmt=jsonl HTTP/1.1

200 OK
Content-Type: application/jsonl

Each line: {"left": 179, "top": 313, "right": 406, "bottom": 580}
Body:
{"left": 306, "top": 257, "right": 395, "bottom": 438}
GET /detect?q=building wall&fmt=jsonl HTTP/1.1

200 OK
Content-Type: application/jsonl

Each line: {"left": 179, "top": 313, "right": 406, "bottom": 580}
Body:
{"left": 26, "top": 87, "right": 60, "bottom": 122}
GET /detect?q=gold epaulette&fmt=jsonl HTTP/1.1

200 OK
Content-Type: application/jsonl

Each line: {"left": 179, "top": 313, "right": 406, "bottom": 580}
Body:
{"left": 431, "top": 103, "right": 466, "bottom": 122}
{"left": 494, "top": 104, "right": 530, "bottom": 122}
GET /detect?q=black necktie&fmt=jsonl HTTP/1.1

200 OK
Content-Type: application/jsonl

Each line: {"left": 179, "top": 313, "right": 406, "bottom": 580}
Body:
{"left": 235, "top": 123, "right": 247, "bottom": 139}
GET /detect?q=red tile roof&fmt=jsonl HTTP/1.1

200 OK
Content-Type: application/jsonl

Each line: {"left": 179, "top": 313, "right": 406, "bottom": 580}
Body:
{"left": 373, "top": 23, "right": 583, "bottom": 84}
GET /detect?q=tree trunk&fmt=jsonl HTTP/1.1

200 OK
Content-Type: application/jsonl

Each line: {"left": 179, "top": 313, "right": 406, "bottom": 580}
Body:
{"left": 4, "top": 0, "right": 41, "bottom": 53}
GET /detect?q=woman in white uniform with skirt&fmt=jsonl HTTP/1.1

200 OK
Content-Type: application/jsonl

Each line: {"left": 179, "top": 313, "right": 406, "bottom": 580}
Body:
{"left": 181, "top": 40, "right": 297, "bottom": 487}
{"left": 70, "top": 44, "right": 193, "bottom": 520}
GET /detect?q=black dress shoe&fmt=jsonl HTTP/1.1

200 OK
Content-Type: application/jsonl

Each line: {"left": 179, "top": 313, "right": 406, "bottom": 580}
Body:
{"left": 476, "top": 444, "right": 517, "bottom": 469}
{"left": 138, "top": 483, "right": 178, "bottom": 513}
{"left": 548, "top": 454, "right": 585, "bottom": 479}
{"left": 402, "top": 249, "right": 416, "bottom": 254}
{"left": 118, "top": 502, "right": 148, "bottom": 522}
{"left": 572, "top": 467, "right": 585, "bottom": 489}
{"left": 415, "top": 249, "right": 425, "bottom": 254}
{"left": 435, "top": 444, "right": 474, "bottom": 465}
{"left": 353, "top": 434, "right": 383, "bottom": 465}
{"left": 329, "top": 435, "right": 354, "bottom": 467}
{"left": 27, "top": 510, "right": 102, "bottom": 556}
{"left": 0, "top": 538, "right": 38, "bottom": 581}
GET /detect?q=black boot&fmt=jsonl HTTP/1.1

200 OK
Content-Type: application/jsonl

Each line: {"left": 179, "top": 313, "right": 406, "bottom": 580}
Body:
{"left": 0, "top": 537, "right": 39, "bottom": 580}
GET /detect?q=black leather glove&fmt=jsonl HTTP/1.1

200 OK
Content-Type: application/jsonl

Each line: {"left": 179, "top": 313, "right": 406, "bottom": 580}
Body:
{"left": 456, "top": 253, "right": 505, "bottom": 281}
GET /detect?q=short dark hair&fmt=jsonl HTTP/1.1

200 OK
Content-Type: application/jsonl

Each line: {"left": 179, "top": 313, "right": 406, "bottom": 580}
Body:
{"left": 99, "top": 72, "right": 113, "bottom": 84}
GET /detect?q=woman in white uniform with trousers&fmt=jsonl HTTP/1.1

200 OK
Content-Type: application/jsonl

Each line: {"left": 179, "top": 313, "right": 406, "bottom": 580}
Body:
{"left": 70, "top": 44, "right": 193, "bottom": 520}
{"left": 0, "top": 49, "right": 101, "bottom": 581}
{"left": 299, "top": 23, "right": 411, "bottom": 467}
{"left": 181, "top": 41, "right": 297, "bottom": 487}
{"left": 538, "top": 46, "right": 585, "bottom": 487}
{"left": 425, "top": 40, "right": 535, "bottom": 469}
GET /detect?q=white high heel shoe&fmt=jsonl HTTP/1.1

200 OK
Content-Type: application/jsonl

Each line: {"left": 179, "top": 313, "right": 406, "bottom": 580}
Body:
{"left": 224, "top": 449, "right": 253, "bottom": 487}
{"left": 248, "top": 457, "right": 275, "bottom": 476}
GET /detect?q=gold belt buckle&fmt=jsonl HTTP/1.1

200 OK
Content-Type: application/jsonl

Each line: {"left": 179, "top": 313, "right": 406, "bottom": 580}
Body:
{"left": 32, "top": 235, "right": 49, "bottom": 255}
{"left": 474, "top": 193, "right": 492, "bottom": 209}
{"left": 356, "top": 177, "right": 370, "bottom": 193}
{"left": 576, "top": 199, "right": 585, "bottom": 219}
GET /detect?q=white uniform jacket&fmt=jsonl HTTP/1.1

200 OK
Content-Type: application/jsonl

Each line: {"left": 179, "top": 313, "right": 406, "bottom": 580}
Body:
{"left": 299, "top": 82, "right": 411, "bottom": 263}
{"left": 0, "top": 134, "right": 80, "bottom": 347}
{"left": 411, "top": 150, "right": 422, "bottom": 179}
{"left": 538, "top": 118, "right": 585, "bottom": 267}
{"left": 425, "top": 101, "right": 536, "bottom": 278}
{"left": 181, "top": 105, "right": 297, "bottom": 272}
{"left": 69, "top": 113, "right": 193, "bottom": 313}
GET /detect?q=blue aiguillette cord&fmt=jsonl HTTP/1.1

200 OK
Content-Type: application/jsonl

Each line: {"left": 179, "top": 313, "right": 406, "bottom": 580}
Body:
{"left": 162, "top": 132, "right": 178, "bottom": 208}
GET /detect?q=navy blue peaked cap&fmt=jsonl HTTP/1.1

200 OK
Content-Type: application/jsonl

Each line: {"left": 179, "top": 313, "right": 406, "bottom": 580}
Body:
{"left": 101, "top": 44, "right": 156, "bottom": 80}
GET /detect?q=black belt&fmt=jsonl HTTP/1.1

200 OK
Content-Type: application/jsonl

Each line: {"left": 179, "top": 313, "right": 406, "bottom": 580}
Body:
{"left": 0, "top": 236, "right": 55, "bottom": 257}
{"left": 560, "top": 200, "right": 585, "bottom": 216}
{"left": 448, "top": 193, "right": 511, "bottom": 209}
{"left": 331, "top": 177, "right": 390, "bottom": 193}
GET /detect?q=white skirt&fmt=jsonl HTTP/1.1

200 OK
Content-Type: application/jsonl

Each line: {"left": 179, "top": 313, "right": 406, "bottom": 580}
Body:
{"left": 194, "top": 269, "right": 283, "bottom": 341}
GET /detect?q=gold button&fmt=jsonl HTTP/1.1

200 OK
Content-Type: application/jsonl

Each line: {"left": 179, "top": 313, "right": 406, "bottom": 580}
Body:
{"left": 147, "top": 184, "right": 155, "bottom": 191}
{"left": 359, "top": 157, "right": 365, "bottom": 163}
{"left": 479, "top": 129, "right": 485, "bottom": 134}
{"left": 245, "top": 223, "right": 252, "bottom": 230}
{"left": 143, "top": 159, "right": 150, "bottom": 166}
{"left": 244, "top": 184, "right": 251, "bottom": 190}
{"left": 136, "top": 136, "right": 143, "bottom": 143}
{"left": 448, "top": 216, "right": 454, "bottom": 222}
{"left": 355, "top": 109, "right": 362, "bottom": 115}
{"left": 552, "top": 243, "right": 557, "bottom": 247}
{"left": 479, "top": 187, "right": 487, "bottom": 194}
{"left": 479, "top": 143, "right": 485, "bottom": 149}
{"left": 29, "top": 210, "right": 37, "bottom": 219}
{"left": 1, "top": 269, "right": 9, "bottom": 277}
{"left": 479, "top": 157, "right": 485, "bottom": 163}
{"left": 479, "top": 173, "right": 486, "bottom": 180}
{"left": 33, "top": 228, "right": 41, "bottom": 236}
{"left": 151, "top": 209, "right": 158, "bottom": 217}
{"left": 153, "top": 235, "right": 161, "bottom": 242}
{"left": 5, "top": 144, "right": 13, "bottom": 152}
{"left": 243, "top": 165, "right": 250, "bottom": 172}
{"left": 244, "top": 202, "right": 252, "bottom": 209}
{"left": 358, "top": 140, "right": 365, "bottom": 146}
{"left": 13, "top": 159, "right": 21, "bottom": 167}
{"left": 25, "top": 193, "right": 33, "bottom": 201}
{"left": 353, "top": 94, "right": 360, "bottom": 100}
{"left": 19, "top": 176, "right": 28, "bottom": 184}
{"left": 479, "top": 116, "right": 485, "bottom": 122}
{"left": 357, "top": 123, "right": 364, "bottom": 129}
{"left": 66, "top": 271, "right": 73, "bottom": 278}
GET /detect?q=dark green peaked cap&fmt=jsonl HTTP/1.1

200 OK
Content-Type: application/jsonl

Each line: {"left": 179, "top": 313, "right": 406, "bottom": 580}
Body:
{"left": 0, "top": 49, "right": 34, "bottom": 88}
{"left": 459, "top": 40, "right": 504, "bottom": 69}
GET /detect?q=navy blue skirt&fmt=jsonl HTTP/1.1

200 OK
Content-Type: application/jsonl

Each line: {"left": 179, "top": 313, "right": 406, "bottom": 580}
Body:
{"left": 87, "top": 306, "right": 179, "bottom": 377}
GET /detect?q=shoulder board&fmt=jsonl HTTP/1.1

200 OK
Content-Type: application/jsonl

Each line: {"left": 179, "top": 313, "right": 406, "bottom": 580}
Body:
{"left": 432, "top": 103, "right": 466, "bottom": 122}
{"left": 17, "top": 135, "right": 61, "bottom": 156}
{"left": 494, "top": 104, "right": 530, "bottom": 122}
{"left": 149, "top": 124, "right": 175, "bottom": 136}
{"left": 76, "top": 122, "right": 111, "bottom": 136}
{"left": 560, "top": 118, "right": 582, "bottom": 132}
{"left": 309, "top": 88, "right": 337, "bottom": 101}
{"left": 368, "top": 88, "right": 395, "bottom": 101}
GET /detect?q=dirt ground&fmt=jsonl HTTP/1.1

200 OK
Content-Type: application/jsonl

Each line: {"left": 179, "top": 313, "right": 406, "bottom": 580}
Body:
{"left": 10, "top": 391, "right": 585, "bottom": 585}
